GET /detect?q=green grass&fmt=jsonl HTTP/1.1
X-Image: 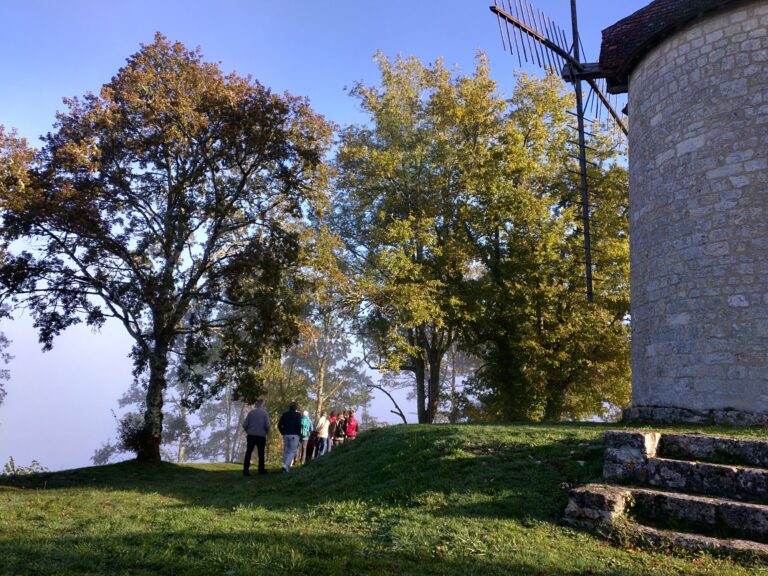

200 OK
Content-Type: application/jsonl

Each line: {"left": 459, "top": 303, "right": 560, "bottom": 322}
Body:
{"left": 1, "top": 423, "right": 767, "bottom": 575}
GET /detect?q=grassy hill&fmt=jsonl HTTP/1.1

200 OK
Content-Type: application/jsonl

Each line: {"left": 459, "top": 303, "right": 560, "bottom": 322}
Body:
{"left": 1, "top": 423, "right": 766, "bottom": 575}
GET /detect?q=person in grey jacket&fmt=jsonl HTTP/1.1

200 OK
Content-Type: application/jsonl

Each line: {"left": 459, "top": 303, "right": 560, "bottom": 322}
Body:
{"left": 242, "top": 399, "right": 270, "bottom": 476}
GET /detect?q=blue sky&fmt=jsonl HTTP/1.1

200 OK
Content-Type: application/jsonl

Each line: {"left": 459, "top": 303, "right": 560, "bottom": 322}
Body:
{"left": 0, "top": 0, "right": 647, "bottom": 471}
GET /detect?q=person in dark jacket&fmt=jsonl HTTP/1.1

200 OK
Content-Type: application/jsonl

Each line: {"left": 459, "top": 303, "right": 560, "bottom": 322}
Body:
{"left": 334, "top": 411, "right": 348, "bottom": 446}
{"left": 242, "top": 399, "right": 271, "bottom": 476}
{"left": 304, "top": 430, "right": 319, "bottom": 464}
{"left": 327, "top": 411, "right": 337, "bottom": 453}
{"left": 277, "top": 401, "right": 302, "bottom": 472}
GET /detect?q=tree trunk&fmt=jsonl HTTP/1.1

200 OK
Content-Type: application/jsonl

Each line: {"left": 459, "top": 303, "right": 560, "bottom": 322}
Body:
{"left": 543, "top": 379, "right": 568, "bottom": 421}
{"left": 449, "top": 346, "right": 459, "bottom": 424}
{"left": 177, "top": 404, "right": 188, "bottom": 463}
{"left": 427, "top": 349, "right": 441, "bottom": 423}
{"left": 224, "top": 382, "right": 232, "bottom": 462}
{"left": 138, "top": 341, "right": 169, "bottom": 462}
{"left": 315, "top": 365, "right": 325, "bottom": 422}
{"left": 415, "top": 354, "right": 428, "bottom": 423}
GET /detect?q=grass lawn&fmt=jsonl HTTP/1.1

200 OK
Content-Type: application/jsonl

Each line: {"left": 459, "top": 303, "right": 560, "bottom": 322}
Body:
{"left": 1, "top": 423, "right": 767, "bottom": 575}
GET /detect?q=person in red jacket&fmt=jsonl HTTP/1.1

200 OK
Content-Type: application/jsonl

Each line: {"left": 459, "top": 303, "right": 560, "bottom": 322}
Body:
{"left": 346, "top": 410, "right": 358, "bottom": 440}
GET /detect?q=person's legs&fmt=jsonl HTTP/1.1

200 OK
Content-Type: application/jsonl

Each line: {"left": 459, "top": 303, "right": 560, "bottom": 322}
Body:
{"left": 282, "top": 435, "right": 299, "bottom": 471}
{"left": 295, "top": 441, "right": 302, "bottom": 465}
{"left": 255, "top": 435, "right": 267, "bottom": 474}
{"left": 317, "top": 437, "right": 326, "bottom": 456}
{"left": 243, "top": 435, "right": 257, "bottom": 476}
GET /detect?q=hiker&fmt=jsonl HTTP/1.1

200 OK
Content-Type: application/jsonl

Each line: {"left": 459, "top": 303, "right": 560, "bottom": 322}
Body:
{"left": 242, "top": 399, "right": 270, "bottom": 476}
{"left": 315, "top": 411, "right": 330, "bottom": 456}
{"left": 346, "top": 410, "right": 358, "bottom": 440}
{"left": 334, "top": 410, "right": 348, "bottom": 446}
{"left": 327, "top": 411, "right": 338, "bottom": 453}
{"left": 297, "top": 410, "right": 314, "bottom": 464}
{"left": 305, "top": 430, "right": 319, "bottom": 464}
{"left": 277, "top": 401, "right": 302, "bottom": 472}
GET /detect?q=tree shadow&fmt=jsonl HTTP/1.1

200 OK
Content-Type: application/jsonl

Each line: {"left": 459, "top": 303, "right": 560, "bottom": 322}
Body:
{"left": 0, "top": 527, "right": 706, "bottom": 576}
{"left": 0, "top": 425, "right": 606, "bottom": 524}
{"left": 1, "top": 426, "right": 755, "bottom": 575}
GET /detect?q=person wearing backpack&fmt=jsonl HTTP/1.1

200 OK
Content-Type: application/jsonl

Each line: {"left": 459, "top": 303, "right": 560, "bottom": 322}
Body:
{"left": 327, "top": 411, "right": 338, "bottom": 453}
{"left": 297, "top": 410, "right": 313, "bottom": 464}
{"left": 346, "top": 410, "right": 359, "bottom": 440}
{"left": 334, "top": 411, "right": 347, "bottom": 446}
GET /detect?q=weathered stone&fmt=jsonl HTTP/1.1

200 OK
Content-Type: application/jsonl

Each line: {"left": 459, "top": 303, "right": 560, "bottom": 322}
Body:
{"left": 647, "top": 457, "right": 768, "bottom": 501}
{"left": 720, "top": 501, "right": 768, "bottom": 539}
{"left": 631, "top": 487, "right": 768, "bottom": 539}
{"left": 624, "top": 405, "right": 768, "bottom": 427}
{"left": 631, "top": 488, "right": 718, "bottom": 526}
{"left": 564, "top": 430, "right": 768, "bottom": 559}
{"left": 630, "top": 523, "right": 768, "bottom": 561}
{"left": 566, "top": 484, "right": 768, "bottom": 543}
{"left": 603, "top": 431, "right": 660, "bottom": 483}
{"left": 626, "top": 0, "right": 768, "bottom": 420}
{"left": 659, "top": 433, "right": 768, "bottom": 467}
{"left": 564, "top": 484, "right": 631, "bottom": 525}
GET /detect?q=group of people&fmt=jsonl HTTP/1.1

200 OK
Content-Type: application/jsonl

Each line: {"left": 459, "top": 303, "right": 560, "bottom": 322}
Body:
{"left": 241, "top": 400, "right": 359, "bottom": 476}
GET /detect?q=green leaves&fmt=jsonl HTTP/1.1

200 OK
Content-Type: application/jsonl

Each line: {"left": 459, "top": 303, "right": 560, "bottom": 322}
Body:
{"left": 335, "top": 52, "right": 629, "bottom": 423}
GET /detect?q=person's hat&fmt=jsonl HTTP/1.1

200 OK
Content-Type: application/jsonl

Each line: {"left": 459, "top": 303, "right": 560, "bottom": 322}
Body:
{"left": 303, "top": 410, "right": 309, "bottom": 417}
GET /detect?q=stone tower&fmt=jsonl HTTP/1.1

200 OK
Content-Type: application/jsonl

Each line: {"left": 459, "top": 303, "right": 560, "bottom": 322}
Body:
{"left": 599, "top": 0, "right": 768, "bottom": 424}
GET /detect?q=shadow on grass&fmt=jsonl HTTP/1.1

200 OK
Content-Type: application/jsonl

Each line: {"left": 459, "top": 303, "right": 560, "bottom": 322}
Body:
{"left": 0, "top": 526, "right": 690, "bottom": 576}
{"left": 0, "top": 424, "right": 607, "bottom": 525}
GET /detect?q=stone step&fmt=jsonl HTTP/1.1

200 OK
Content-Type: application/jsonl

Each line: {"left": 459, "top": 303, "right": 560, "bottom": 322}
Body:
{"left": 630, "top": 486, "right": 768, "bottom": 541}
{"left": 647, "top": 457, "right": 768, "bottom": 501}
{"left": 564, "top": 484, "right": 768, "bottom": 558}
{"left": 658, "top": 433, "right": 768, "bottom": 468}
{"left": 628, "top": 522, "right": 768, "bottom": 562}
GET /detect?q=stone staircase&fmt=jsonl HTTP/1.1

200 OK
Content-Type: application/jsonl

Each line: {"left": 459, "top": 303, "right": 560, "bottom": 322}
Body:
{"left": 564, "top": 430, "right": 768, "bottom": 560}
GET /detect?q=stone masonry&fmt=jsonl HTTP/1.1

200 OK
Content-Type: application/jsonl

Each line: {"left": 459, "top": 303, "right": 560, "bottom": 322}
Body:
{"left": 627, "top": 1, "right": 768, "bottom": 420}
{"left": 565, "top": 430, "right": 768, "bottom": 559}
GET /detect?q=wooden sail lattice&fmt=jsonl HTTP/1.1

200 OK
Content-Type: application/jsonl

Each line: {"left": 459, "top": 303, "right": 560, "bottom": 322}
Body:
{"left": 490, "top": 0, "right": 628, "bottom": 301}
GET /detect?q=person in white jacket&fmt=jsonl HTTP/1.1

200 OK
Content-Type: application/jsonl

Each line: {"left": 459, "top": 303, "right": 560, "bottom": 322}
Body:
{"left": 315, "top": 411, "right": 330, "bottom": 456}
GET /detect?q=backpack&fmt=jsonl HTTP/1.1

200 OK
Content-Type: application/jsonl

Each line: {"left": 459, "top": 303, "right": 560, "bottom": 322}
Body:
{"left": 335, "top": 418, "right": 347, "bottom": 438}
{"left": 300, "top": 416, "right": 312, "bottom": 439}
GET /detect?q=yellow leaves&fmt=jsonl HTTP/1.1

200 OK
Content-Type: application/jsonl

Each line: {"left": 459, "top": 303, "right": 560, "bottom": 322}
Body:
{"left": 0, "top": 126, "right": 37, "bottom": 212}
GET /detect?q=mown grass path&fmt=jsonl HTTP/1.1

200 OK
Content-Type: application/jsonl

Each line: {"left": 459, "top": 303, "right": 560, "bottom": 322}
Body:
{"left": 2, "top": 424, "right": 766, "bottom": 575}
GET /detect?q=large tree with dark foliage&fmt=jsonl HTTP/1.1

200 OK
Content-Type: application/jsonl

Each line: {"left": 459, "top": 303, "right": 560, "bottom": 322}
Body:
{"left": 0, "top": 34, "right": 332, "bottom": 461}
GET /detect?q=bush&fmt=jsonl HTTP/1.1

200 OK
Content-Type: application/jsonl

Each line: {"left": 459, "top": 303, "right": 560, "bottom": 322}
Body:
{"left": 1, "top": 456, "right": 48, "bottom": 476}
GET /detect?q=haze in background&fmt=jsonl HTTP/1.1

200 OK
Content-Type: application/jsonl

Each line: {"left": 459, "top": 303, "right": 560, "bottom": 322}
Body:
{"left": 0, "top": 0, "right": 644, "bottom": 471}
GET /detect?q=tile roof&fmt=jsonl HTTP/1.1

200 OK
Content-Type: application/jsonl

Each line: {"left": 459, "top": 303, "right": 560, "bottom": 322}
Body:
{"left": 599, "top": 0, "right": 750, "bottom": 93}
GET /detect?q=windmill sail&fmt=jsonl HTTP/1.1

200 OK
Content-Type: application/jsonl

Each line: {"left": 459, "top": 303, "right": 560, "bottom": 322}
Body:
{"left": 490, "top": 0, "right": 628, "bottom": 301}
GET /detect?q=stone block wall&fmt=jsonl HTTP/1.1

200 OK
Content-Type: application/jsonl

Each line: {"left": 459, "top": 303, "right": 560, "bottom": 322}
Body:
{"left": 628, "top": 1, "right": 768, "bottom": 418}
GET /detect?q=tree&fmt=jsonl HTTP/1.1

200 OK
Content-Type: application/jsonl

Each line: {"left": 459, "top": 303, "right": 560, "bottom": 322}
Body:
{"left": 335, "top": 53, "right": 483, "bottom": 423}
{"left": 335, "top": 53, "right": 630, "bottom": 423}
{"left": 0, "top": 331, "right": 10, "bottom": 409}
{"left": 0, "top": 34, "right": 332, "bottom": 461}
{"left": 290, "top": 226, "right": 372, "bottom": 420}
{"left": 459, "top": 75, "right": 631, "bottom": 421}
